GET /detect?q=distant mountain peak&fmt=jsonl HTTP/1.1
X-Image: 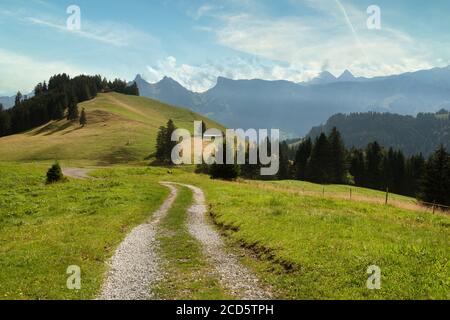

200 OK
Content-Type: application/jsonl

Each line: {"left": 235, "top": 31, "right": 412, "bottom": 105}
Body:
{"left": 217, "top": 76, "right": 233, "bottom": 83}
{"left": 338, "top": 69, "right": 355, "bottom": 82}
{"left": 159, "top": 76, "right": 180, "bottom": 85}
{"left": 309, "top": 71, "right": 337, "bottom": 85}
{"left": 319, "top": 71, "right": 337, "bottom": 80}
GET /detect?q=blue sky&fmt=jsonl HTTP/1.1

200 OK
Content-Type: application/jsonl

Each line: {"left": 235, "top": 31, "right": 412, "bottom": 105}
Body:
{"left": 1, "top": 0, "right": 450, "bottom": 95}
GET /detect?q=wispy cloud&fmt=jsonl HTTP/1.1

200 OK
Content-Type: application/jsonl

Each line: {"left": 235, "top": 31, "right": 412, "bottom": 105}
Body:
{"left": 145, "top": 56, "right": 308, "bottom": 92}
{"left": 192, "top": 0, "right": 440, "bottom": 79}
{"left": 26, "top": 16, "right": 155, "bottom": 48}
{"left": 0, "top": 49, "right": 83, "bottom": 95}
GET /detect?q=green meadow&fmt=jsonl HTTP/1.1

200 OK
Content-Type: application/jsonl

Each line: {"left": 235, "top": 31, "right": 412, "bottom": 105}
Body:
{"left": 0, "top": 163, "right": 448, "bottom": 299}
{"left": 0, "top": 93, "right": 448, "bottom": 300}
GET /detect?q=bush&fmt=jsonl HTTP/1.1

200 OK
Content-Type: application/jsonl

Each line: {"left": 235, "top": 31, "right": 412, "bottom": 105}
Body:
{"left": 209, "top": 163, "right": 240, "bottom": 180}
{"left": 46, "top": 162, "right": 65, "bottom": 184}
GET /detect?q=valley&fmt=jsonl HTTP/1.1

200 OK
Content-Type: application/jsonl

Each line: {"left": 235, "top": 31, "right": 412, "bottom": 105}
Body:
{"left": 0, "top": 90, "right": 448, "bottom": 301}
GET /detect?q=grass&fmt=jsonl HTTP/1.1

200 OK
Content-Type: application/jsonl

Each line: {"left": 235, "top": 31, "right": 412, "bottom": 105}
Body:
{"left": 166, "top": 172, "right": 450, "bottom": 300}
{"left": 0, "top": 93, "right": 223, "bottom": 165}
{"left": 0, "top": 163, "right": 448, "bottom": 300}
{"left": 247, "top": 179, "right": 416, "bottom": 203}
{"left": 154, "top": 186, "right": 231, "bottom": 300}
{"left": 0, "top": 163, "right": 169, "bottom": 299}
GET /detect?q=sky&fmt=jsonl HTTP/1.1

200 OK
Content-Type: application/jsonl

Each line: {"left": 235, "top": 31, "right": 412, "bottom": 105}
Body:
{"left": 1, "top": 0, "right": 450, "bottom": 95}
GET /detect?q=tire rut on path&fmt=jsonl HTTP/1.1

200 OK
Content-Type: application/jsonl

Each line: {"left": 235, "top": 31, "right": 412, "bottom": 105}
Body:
{"left": 164, "top": 182, "right": 271, "bottom": 300}
{"left": 97, "top": 183, "right": 178, "bottom": 300}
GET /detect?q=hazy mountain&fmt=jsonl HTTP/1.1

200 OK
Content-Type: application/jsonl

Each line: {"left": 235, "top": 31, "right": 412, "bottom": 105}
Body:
{"left": 308, "top": 110, "right": 450, "bottom": 156}
{"left": 308, "top": 71, "right": 337, "bottom": 85}
{"left": 0, "top": 92, "right": 34, "bottom": 109}
{"left": 134, "top": 66, "right": 450, "bottom": 136}
{"left": 337, "top": 70, "right": 357, "bottom": 82}
{"left": 0, "top": 96, "right": 15, "bottom": 109}
{"left": 133, "top": 74, "right": 201, "bottom": 110}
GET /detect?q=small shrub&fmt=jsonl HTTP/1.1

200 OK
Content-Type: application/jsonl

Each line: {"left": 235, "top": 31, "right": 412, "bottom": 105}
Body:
{"left": 46, "top": 162, "right": 65, "bottom": 184}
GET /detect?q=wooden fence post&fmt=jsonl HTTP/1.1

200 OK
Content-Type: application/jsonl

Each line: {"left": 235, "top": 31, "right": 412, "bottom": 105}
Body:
{"left": 432, "top": 202, "right": 436, "bottom": 214}
{"left": 350, "top": 188, "right": 352, "bottom": 200}
{"left": 322, "top": 187, "right": 325, "bottom": 197}
{"left": 385, "top": 187, "right": 389, "bottom": 205}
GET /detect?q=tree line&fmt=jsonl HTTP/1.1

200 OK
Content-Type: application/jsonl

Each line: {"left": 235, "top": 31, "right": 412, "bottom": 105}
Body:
{"left": 155, "top": 121, "right": 450, "bottom": 207}
{"left": 0, "top": 74, "right": 139, "bottom": 137}
{"left": 292, "top": 129, "right": 450, "bottom": 206}
{"left": 308, "top": 110, "right": 450, "bottom": 156}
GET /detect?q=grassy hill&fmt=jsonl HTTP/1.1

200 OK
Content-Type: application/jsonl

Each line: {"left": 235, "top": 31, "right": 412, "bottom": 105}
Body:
{"left": 0, "top": 92, "right": 223, "bottom": 165}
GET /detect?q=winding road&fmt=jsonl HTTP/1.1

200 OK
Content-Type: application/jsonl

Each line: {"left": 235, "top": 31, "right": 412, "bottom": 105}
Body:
{"left": 62, "top": 167, "right": 270, "bottom": 300}
{"left": 98, "top": 183, "right": 178, "bottom": 300}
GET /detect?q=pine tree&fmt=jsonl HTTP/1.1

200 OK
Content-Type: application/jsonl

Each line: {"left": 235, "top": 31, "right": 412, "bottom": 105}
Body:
{"left": 46, "top": 162, "right": 65, "bottom": 184}
{"left": 366, "top": 142, "right": 383, "bottom": 190}
{"left": 278, "top": 141, "right": 290, "bottom": 180}
{"left": 0, "top": 104, "right": 11, "bottom": 137}
{"left": 328, "top": 127, "right": 347, "bottom": 184}
{"left": 15, "top": 91, "right": 22, "bottom": 106}
{"left": 295, "top": 138, "right": 312, "bottom": 180}
{"left": 53, "top": 103, "right": 64, "bottom": 120}
{"left": 67, "top": 100, "right": 79, "bottom": 121}
{"left": 165, "top": 119, "right": 177, "bottom": 163}
{"left": 79, "top": 108, "right": 87, "bottom": 127}
{"left": 155, "top": 126, "right": 168, "bottom": 162}
{"left": 349, "top": 148, "right": 366, "bottom": 186}
{"left": 307, "top": 133, "right": 332, "bottom": 184}
{"left": 405, "top": 154, "right": 425, "bottom": 196}
{"left": 155, "top": 119, "right": 178, "bottom": 164}
{"left": 419, "top": 145, "right": 450, "bottom": 206}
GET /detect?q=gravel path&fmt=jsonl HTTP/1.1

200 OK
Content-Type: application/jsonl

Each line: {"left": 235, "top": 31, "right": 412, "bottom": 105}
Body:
{"left": 164, "top": 182, "right": 271, "bottom": 300}
{"left": 97, "top": 183, "right": 178, "bottom": 300}
{"left": 62, "top": 168, "right": 93, "bottom": 180}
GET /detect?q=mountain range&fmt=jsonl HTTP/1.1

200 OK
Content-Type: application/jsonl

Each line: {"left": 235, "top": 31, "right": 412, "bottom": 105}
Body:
{"left": 0, "top": 92, "right": 34, "bottom": 109}
{"left": 133, "top": 66, "right": 450, "bottom": 137}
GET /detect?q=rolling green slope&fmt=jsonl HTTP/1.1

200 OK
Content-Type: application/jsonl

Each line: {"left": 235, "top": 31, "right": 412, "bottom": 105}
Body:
{"left": 0, "top": 93, "right": 223, "bottom": 164}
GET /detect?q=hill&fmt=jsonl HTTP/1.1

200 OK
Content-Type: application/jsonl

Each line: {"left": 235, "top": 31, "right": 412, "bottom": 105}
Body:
{"left": 0, "top": 92, "right": 223, "bottom": 164}
{"left": 134, "top": 66, "right": 450, "bottom": 137}
{"left": 308, "top": 111, "right": 450, "bottom": 156}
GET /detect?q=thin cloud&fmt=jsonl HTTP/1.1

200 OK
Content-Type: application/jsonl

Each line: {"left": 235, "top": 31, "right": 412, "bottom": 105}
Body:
{"left": 196, "top": 1, "right": 438, "bottom": 80}
{"left": 26, "top": 17, "right": 155, "bottom": 48}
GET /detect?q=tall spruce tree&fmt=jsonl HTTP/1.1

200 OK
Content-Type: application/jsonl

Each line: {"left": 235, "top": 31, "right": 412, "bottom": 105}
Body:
{"left": 295, "top": 137, "right": 312, "bottom": 180}
{"left": 307, "top": 133, "right": 332, "bottom": 184}
{"left": 366, "top": 142, "right": 383, "bottom": 190}
{"left": 155, "top": 119, "right": 177, "bottom": 164}
{"left": 278, "top": 141, "right": 290, "bottom": 180}
{"left": 67, "top": 100, "right": 79, "bottom": 120}
{"left": 0, "top": 104, "right": 11, "bottom": 136}
{"left": 419, "top": 145, "right": 450, "bottom": 206}
{"left": 156, "top": 126, "right": 168, "bottom": 162}
{"left": 328, "top": 127, "right": 347, "bottom": 184}
{"left": 405, "top": 154, "right": 425, "bottom": 196}
{"left": 15, "top": 91, "right": 22, "bottom": 106}
{"left": 349, "top": 148, "right": 366, "bottom": 186}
